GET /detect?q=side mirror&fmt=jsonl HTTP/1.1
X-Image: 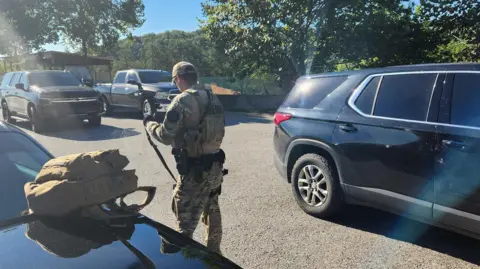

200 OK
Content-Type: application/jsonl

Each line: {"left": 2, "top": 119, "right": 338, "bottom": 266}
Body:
{"left": 15, "top": 83, "right": 25, "bottom": 90}
{"left": 81, "top": 78, "right": 94, "bottom": 87}
{"left": 127, "top": 80, "right": 142, "bottom": 89}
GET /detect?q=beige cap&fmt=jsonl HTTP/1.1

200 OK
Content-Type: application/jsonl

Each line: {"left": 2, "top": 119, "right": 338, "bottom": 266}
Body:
{"left": 172, "top": 61, "right": 197, "bottom": 83}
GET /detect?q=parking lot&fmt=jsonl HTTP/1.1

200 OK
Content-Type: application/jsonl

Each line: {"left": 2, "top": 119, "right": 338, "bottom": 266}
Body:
{"left": 7, "top": 112, "right": 480, "bottom": 269}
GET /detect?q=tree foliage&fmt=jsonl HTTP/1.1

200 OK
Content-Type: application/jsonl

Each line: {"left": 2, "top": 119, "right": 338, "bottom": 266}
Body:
{"left": 421, "top": 0, "right": 480, "bottom": 61}
{"left": 109, "top": 30, "right": 231, "bottom": 77}
{"left": 200, "top": 0, "right": 326, "bottom": 91}
{"left": 50, "top": 0, "right": 145, "bottom": 57}
{"left": 0, "top": 0, "right": 59, "bottom": 55}
{"left": 312, "top": 1, "right": 440, "bottom": 72}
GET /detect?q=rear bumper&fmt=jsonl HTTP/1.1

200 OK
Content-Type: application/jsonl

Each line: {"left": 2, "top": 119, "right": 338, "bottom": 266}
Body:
{"left": 274, "top": 153, "right": 288, "bottom": 182}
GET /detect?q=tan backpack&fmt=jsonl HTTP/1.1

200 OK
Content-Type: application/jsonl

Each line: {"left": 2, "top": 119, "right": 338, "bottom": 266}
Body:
{"left": 24, "top": 149, "right": 155, "bottom": 217}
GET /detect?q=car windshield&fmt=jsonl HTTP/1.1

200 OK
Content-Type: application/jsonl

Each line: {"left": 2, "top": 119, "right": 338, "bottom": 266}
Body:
{"left": 29, "top": 72, "right": 82, "bottom": 87}
{"left": 0, "top": 132, "right": 51, "bottom": 222}
{"left": 138, "top": 71, "right": 172, "bottom": 84}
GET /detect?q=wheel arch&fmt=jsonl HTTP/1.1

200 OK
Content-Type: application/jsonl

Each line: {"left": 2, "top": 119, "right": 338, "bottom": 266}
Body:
{"left": 27, "top": 102, "right": 36, "bottom": 118}
{"left": 286, "top": 139, "right": 343, "bottom": 185}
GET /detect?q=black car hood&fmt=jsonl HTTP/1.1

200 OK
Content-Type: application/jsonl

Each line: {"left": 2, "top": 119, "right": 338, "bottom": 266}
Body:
{"left": 37, "top": 86, "right": 99, "bottom": 99}
{"left": 0, "top": 214, "right": 241, "bottom": 269}
{"left": 143, "top": 83, "right": 179, "bottom": 93}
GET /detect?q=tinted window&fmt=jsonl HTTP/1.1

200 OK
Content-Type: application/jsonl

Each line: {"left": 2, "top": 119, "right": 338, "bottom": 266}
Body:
{"left": 29, "top": 72, "right": 81, "bottom": 87}
{"left": 373, "top": 73, "right": 437, "bottom": 121}
{"left": 9, "top": 73, "right": 20, "bottom": 87}
{"left": 0, "top": 133, "right": 51, "bottom": 221}
{"left": 355, "top": 76, "right": 380, "bottom": 114}
{"left": 138, "top": 71, "right": 172, "bottom": 83}
{"left": 450, "top": 73, "right": 480, "bottom": 127}
{"left": 281, "top": 76, "right": 348, "bottom": 109}
{"left": 114, "top": 72, "right": 127, "bottom": 83}
{"left": 127, "top": 72, "right": 138, "bottom": 82}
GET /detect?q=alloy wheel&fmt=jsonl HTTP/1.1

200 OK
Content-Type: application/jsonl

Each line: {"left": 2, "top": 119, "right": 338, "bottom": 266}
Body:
{"left": 297, "top": 164, "right": 328, "bottom": 207}
{"left": 143, "top": 101, "right": 152, "bottom": 116}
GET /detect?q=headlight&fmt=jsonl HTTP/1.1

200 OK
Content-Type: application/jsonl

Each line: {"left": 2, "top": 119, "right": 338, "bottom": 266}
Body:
{"left": 155, "top": 92, "right": 168, "bottom": 99}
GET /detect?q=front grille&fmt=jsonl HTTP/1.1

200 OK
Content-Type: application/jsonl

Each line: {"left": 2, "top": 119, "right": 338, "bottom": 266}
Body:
{"left": 43, "top": 100, "right": 101, "bottom": 115}
{"left": 40, "top": 91, "right": 99, "bottom": 99}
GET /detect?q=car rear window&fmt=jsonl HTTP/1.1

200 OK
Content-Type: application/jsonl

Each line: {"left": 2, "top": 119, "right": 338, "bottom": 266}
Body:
{"left": 281, "top": 76, "right": 348, "bottom": 109}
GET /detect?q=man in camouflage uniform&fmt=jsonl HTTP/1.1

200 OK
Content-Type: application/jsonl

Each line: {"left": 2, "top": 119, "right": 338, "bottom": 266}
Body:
{"left": 144, "top": 61, "right": 226, "bottom": 254}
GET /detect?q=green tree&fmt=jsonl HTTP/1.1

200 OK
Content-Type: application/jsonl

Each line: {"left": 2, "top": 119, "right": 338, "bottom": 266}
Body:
{"left": 111, "top": 30, "right": 231, "bottom": 77}
{"left": 50, "top": 0, "right": 145, "bottom": 58}
{"left": 200, "top": 0, "right": 327, "bottom": 91}
{"left": 312, "top": 1, "right": 440, "bottom": 72}
{"left": 0, "top": 0, "right": 59, "bottom": 55}
{"left": 420, "top": 0, "right": 480, "bottom": 61}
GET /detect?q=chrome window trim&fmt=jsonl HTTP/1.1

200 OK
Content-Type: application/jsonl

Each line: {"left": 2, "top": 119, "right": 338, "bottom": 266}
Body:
{"left": 347, "top": 70, "right": 480, "bottom": 131}
{"left": 425, "top": 73, "right": 441, "bottom": 122}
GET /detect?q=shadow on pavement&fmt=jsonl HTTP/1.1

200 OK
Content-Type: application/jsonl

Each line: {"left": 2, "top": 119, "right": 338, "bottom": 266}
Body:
{"left": 225, "top": 112, "right": 273, "bottom": 126}
{"left": 105, "top": 111, "right": 273, "bottom": 126}
{"left": 327, "top": 205, "right": 480, "bottom": 265}
{"left": 103, "top": 111, "right": 143, "bottom": 120}
{"left": 13, "top": 120, "right": 140, "bottom": 141}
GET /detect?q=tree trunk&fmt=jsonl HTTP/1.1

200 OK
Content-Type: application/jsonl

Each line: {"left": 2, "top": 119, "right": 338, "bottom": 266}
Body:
{"left": 82, "top": 38, "right": 88, "bottom": 65}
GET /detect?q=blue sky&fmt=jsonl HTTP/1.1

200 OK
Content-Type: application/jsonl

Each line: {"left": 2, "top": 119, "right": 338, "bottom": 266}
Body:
{"left": 44, "top": 0, "right": 205, "bottom": 51}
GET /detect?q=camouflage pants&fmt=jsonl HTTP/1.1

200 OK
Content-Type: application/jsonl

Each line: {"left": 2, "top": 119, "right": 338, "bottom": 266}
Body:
{"left": 171, "top": 161, "right": 223, "bottom": 254}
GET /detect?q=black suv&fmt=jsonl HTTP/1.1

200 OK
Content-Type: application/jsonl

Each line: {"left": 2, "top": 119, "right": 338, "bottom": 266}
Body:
{"left": 1, "top": 70, "right": 104, "bottom": 133}
{"left": 274, "top": 63, "right": 480, "bottom": 240}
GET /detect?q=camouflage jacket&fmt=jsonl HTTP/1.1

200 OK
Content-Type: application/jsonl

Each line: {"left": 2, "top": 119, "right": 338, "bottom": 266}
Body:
{"left": 146, "top": 84, "right": 225, "bottom": 157}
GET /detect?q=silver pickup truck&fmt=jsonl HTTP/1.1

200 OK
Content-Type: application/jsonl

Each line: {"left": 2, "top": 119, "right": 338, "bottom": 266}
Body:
{"left": 94, "top": 69, "right": 180, "bottom": 118}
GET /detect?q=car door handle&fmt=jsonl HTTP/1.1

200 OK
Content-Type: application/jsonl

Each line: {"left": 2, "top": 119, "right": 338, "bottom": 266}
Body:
{"left": 442, "top": 140, "right": 466, "bottom": 150}
{"left": 339, "top": 124, "right": 357, "bottom": 132}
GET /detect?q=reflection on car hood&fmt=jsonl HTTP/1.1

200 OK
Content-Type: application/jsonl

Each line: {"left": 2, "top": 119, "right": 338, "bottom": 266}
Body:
{"left": 144, "top": 82, "right": 178, "bottom": 92}
{"left": 0, "top": 214, "right": 241, "bottom": 269}
{"left": 38, "top": 86, "right": 99, "bottom": 99}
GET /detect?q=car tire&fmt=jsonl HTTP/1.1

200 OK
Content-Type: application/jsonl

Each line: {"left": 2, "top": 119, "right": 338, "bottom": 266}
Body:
{"left": 142, "top": 99, "right": 154, "bottom": 117}
{"left": 88, "top": 115, "right": 102, "bottom": 127}
{"left": 291, "top": 153, "right": 343, "bottom": 218}
{"left": 1, "top": 101, "right": 16, "bottom": 124}
{"left": 102, "top": 96, "right": 112, "bottom": 115}
{"left": 28, "top": 105, "right": 45, "bottom": 133}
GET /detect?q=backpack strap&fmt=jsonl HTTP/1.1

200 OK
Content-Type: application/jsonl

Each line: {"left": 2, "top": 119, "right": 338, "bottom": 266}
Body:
{"left": 118, "top": 186, "right": 157, "bottom": 213}
{"left": 186, "top": 88, "right": 212, "bottom": 127}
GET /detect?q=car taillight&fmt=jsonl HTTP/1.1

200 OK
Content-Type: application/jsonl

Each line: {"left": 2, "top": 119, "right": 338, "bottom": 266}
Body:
{"left": 274, "top": 112, "right": 292, "bottom": 126}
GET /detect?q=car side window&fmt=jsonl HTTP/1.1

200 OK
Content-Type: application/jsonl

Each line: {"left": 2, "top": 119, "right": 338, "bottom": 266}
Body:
{"left": 354, "top": 76, "right": 381, "bottom": 115}
{"left": 372, "top": 73, "right": 438, "bottom": 121}
{"left": 113, "top": 72, "right": 127, "bottom": 84}
{"left": 450, "top": 73, "right": 480, "bottom": 128}
{"left": 19, "top": 73, "right": 29, "bottom": 89}
{"left": 9, "top": 73, "right": 20, "bottom": 87}
{"left": 127, "top": 72, "right": 139, "bottom": 82}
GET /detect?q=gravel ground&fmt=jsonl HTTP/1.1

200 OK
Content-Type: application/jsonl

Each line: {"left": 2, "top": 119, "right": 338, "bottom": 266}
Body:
{"left": 11, "top": 112, "right": 480, "bottom": 269}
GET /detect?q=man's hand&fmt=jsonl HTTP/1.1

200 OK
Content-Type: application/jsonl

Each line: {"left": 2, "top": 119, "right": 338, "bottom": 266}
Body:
{"left": 143, "top": 114, "right": 154, "bottom": 126}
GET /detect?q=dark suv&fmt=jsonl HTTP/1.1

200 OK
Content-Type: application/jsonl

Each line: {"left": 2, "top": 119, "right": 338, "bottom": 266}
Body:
{"left": 274, "top": 63, "right": 480, "bottom": 240}
{"left": 1, "top": 70, "right": 104, "bottom": 133}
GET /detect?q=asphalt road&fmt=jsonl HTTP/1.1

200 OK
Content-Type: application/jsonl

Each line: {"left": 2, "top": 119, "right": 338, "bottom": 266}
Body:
{"left": 10, "top": 112, "right": 480, "bottom": 269}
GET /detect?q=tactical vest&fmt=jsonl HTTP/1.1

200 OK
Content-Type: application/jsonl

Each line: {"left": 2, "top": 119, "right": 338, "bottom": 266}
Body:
{"left": 183, "top": 88, "right": 225, "bottom": 157}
